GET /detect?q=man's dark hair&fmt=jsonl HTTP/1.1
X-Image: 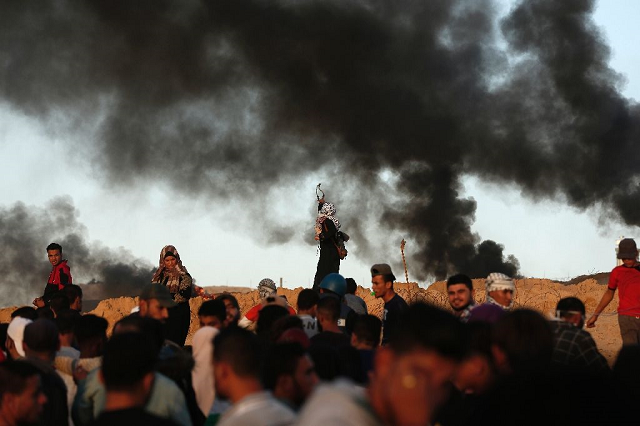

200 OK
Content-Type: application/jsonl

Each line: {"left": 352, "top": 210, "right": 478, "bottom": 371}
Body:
{"left": 49, "top": 292, "right": 70, "bottom": 313}
{"left": 345, "top": 278, "right": 357, "bottom": 295}
{"left": 491, "top": 309, "right": 553, "bottom": 373}
{"left": 256, "top": 305, "right": 289, "bottom": 337}
{"left": 54, "top": 309, "right": 81, "bottom": 335}
{"left": 102, "top": 332, "right": 156, "bottom": 390}
{"left": 316, "top": 296, "right": 340, "bottom": 323}
{"left": 297, "top": 289, "right": 319, "bottom": 311}
{"left": 23, "top": 319, "right": 59, "bottom": 354}
{"left": 74, "top": 314, "right": 108, "bottom": 346}
{"left": 352, "top": 315, "right": 382, "bottom": 347}
{"left": 217, "top": 294, "right": 239, "bottom": 310}
{"left": 262, "top": 342, "right": 306, "bottom": 390}
{"left": 556, "top": 297, "right": 586, "bottom": 317}
{"left": 11, "top": 306, "right": 38, "bottom": 321}
{"left": 0, "top": 361, "right": 41, "bottom": 398}
{"left": 63, "top": 285, "right": 83, "bottom": 304}
{"left": 46, "top": 243, "right": 62, "bottom": 253}
{"left": 198, "top": 299, "right": 226, "bottom": 324}
{"left": 213, "top": 327, "right": 260, "bottom": 378}
{"left": 115, "top": 316, "right": 164, "bottom": 355}
{"left": 271, "top": 315, "right": 303, "bottom": 343}
{"left": 36, "top": 307, "right": 54, "bottom": 320}
{"left": 446, "top": 274, "right": 473, "bottom": 292}
{"left": 391, "top": 303, "right": 468, "bottom": 361}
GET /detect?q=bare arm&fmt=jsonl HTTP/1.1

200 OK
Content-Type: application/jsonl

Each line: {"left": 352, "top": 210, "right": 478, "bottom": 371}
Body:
{"left": 586, "top": 288, "right": 615, "bottom": 328}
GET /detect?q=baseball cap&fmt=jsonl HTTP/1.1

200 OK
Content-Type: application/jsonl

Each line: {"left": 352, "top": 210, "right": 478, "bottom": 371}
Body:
{"left": 370, "top": 264, "right": 396, "bottom": 281}
{"left": 139, "top": 284, "right": 177, "bottom": 308}
{"left": 7, "top": 317, "right": 33, "bottom": 357}
{"left": 618, "top": 238, "right": 638, "bottom": 259}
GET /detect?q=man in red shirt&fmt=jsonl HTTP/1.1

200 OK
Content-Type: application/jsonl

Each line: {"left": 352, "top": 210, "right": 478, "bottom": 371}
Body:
{"left": 587, "top": 238, "right": 640, "bottom": 345}
{"left": 33, "top": 243, "right": 72, "bottom": 308}
{"left": 238, "top": 278, "right": 296, "bottom": 329}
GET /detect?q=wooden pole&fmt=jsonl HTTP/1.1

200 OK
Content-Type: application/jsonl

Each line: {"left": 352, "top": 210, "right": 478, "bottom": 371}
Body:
{"left": 401, "top": 239, "right": 409, "bottom": 283}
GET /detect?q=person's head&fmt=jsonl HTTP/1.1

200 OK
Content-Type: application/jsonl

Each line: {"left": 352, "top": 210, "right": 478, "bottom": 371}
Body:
{"left": 36, "top": 307, "right": 54, "bottom": 320}
{"left": 54, "top": 309, "right": 81, "bottom": 345}
{"left": 271, "top": 315, "right": 304, "bottom": 343}
{"left": 48, "top": 292, "right": 70, "bottom": 316}
{"left": 6, "top": 317, "right": 32, "bottom": 360}
{"left": 217, "top": 294, "right": 241, "bottom": 327}
{"left": 213, "top": 327, "right": 261, "bottom": 402}
{"left": 485, "top": 273, "right": 515, "bottom": 310}
{"left": 159, "top": 245, "right": 181, "bottom": 271}
{"left": 101, "top": 332, "right": 157, "bottom": 407}
{"left": 114, "top": 316, "right": 164, "bottom": 356}
{"left": 23, "top": 319, "right": 60, "bottom": 362}
{"left": 370, "top": 264, "right": 396, "bottom": 300}
{"left": 256, "top": 305, "right": 290, "bottom": 338}
{"left": 447, "top": 274, "right": 474, "bottom": 313}
{"left": 138, "top": 284, "right": 176, "bottom": 322}
{"left": 297, "top": 289, "right": 319, "bottom": 316}
{"left": 11, "top": 307, "right": 37, "bottom": 321}
{"left": 0, "top": 361, "right": 47, "bottom": 425}
{"left": 491, "top": 309, "right": 553, "bottom": 375}
{"left": 316, "top": 296, "right": 340, "bottom": 332}
{"left": 262, "top": 342, "right": 319, "bottom": 408}
{"left": 62, "top": 284, "right": 83, "bottom": 311}
{"left": 258, "top": 278, "right": 277, "bottom": 299}
{"left": 198, "top": 299, "right": 226, "bottom": 329}
{"left": 453, "top": 321, "right": 496, "bottom": 394}
{"left": 555, "top": 297, "right": 586, "bottom": 328}
{"left": 345, "top": 278, "right": 358, "bottom": 295}
{"left": 75, "top": 314, "right": 108, "bottom": 358}
{"left": 618, "top": 238, "right": 638, "bottom": 267}
{"left": 351, "top": 314, "right": 382, "bottom": 350}
{"left": 370, "top": 303, "right": 468, "bottom": 425}
{"left": 46, "top": 243, "right": 63, "bottom": 267}
{"left": 318, "top": 273, "right": 347, "bottom": 299}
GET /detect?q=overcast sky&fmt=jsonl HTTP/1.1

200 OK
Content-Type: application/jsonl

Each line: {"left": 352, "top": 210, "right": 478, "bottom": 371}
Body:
{"left": 1, "top": 0, "right": 639, "bottom": 293}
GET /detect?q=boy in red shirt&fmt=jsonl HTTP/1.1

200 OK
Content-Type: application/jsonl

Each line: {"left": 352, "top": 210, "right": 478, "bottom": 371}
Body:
{"left": 587, "top": 238, "right": 640, "bottom": 345}
{"left": 33, "top": 242, "right": 72, "bottom": 308}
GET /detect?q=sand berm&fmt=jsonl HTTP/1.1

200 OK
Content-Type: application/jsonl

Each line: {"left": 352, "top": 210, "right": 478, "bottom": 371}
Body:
{"left": 0, "top": 278, "right": 621, "bottom": 364}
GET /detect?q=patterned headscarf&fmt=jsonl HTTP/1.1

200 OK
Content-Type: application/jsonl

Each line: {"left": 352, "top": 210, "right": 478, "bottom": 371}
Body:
{"left": 258, "top": 278, "right": 277, "bottom": 299}
{"left": 315, "top": 202, "right": 341, "bottom": 235}
{"left": 485, "top": 272, "right": 515, "bottom": 310}
{"left": 152, "top": 245, "right": 189, "bottom": 294}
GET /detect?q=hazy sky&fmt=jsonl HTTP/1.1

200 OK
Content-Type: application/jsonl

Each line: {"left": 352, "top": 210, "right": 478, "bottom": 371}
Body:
{"left": 1, "top": 0, "right": 639, "bottom": 292}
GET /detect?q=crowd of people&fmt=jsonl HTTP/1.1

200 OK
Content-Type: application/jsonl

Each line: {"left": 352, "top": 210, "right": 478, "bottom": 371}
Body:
{"left": 1, "top": 237, "right": 640, "bottom": 426}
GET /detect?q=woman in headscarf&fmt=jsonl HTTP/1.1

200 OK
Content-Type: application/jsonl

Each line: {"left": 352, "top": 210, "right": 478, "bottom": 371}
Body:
{"left": 313, "top": 200, "right": 343, "bottom": 290}
{"left": 152, "top": 245, "right": 193, "bottom": 346}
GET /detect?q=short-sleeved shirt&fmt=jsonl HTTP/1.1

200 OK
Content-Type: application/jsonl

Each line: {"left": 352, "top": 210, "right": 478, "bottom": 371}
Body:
{"left": 382, "top": 294, "right": 408, "bottom": 345}
{"left": 217, "top": 391, "right": 295, "bottom": 426}
{"left": 245, "top": 304, "right": 297, "bottom": 322}
{"left": 608, "top": 265, "right": 640, "bottom": 316}
{"left": 298, "top": 314, "right": 319, "bottom": 338}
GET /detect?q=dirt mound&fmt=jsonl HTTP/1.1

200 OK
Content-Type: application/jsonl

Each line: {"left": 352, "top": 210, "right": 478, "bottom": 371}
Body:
{"left": 0, "top": 278, "right": 621, "bottom": 363}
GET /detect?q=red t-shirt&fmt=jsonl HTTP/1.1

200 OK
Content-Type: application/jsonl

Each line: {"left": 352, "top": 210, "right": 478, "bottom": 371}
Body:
{"left": 245, "top": 303, "right": 297, "bottom": 322}
{"left": 608, "top": 265, "right": 640, "bottom": 316}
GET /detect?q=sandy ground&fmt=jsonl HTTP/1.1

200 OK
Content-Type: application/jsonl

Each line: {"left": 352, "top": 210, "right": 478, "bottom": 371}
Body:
{"left": 0, "top": 278, "right": 622, "bottom": 364}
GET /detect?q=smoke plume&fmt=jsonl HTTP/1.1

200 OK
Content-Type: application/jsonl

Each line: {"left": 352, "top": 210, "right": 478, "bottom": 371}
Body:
{"left": 0, "top": 197, "right": 154, "bottom": 306}
{"left": 2, "top": 0, "right": 636, "bottom": 281}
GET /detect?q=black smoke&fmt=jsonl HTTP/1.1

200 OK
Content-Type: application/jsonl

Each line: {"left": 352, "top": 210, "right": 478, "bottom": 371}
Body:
{"left": 2, "top": 0, "right": 635, "bottom": 280}
{"left": 0, "top": 197, "right": 154, "bottom": 306}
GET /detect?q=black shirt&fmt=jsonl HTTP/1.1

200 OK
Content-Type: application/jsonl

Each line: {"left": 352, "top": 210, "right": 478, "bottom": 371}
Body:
{"left": 90, "top": 407, "right": 179, "bottom": 426}
{"left": 382, "top": 294, "right": 408, "bottom": 345}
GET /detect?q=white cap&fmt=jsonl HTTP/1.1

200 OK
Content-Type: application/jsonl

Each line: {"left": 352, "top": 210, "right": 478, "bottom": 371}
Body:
{"left": 7, "top": 317, "right": 33, "bottom": 357}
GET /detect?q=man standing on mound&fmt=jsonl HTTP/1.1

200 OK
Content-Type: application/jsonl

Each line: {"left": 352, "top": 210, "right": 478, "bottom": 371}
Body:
{"left": 34, "top": 242, "right": 72, "bottom": 308}
{"left": 370, "top": 264, "right": 408, "bottom": 345}
{"left": 587, "top": 238, "right": 640, "bottom": 345}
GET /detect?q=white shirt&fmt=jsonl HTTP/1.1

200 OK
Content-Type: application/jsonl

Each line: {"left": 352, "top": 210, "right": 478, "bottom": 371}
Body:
{"left": 218, "top": 391, "right": 296, "bottom": 426}
{"left": 298, "top": 314, "right": 319, "bottom": 338}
